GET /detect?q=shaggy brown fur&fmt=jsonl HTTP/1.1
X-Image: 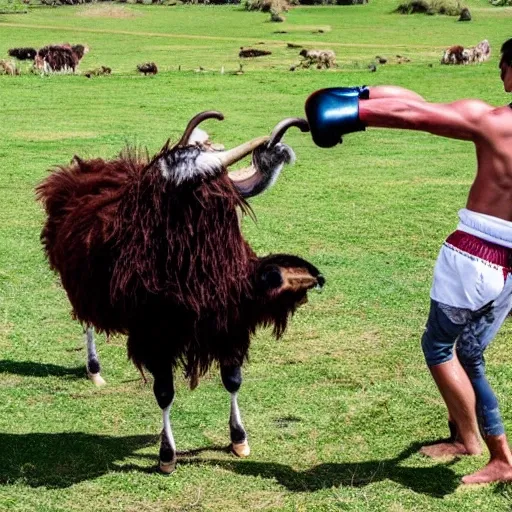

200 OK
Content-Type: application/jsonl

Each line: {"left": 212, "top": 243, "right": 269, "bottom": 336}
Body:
{"left": 137, "top": 62, "right": 158, "bottom": 75}
{"left": 37, "top": 143, "right": 318, "bottom": 384}
{"left": 441, "top": 40, "right": 491, "bottom": 65}
{"left": 34, "top": 44, "right": 87, "bottom": 72}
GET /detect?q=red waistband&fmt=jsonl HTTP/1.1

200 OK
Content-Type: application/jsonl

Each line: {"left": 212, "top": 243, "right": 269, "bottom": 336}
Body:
{"left": 446, "top": 230, "right": 511, "bottom": 267}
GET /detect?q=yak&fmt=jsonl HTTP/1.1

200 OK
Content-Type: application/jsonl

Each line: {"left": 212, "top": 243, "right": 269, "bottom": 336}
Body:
{"left": 441, "top": 40, "right": 491, "bottom": 66}
{"left": 34, "top": 44, "right": 88, "bottom": 73}
{"left": 37, "top": 112, "right": 324, "bottom": 473}
{"left": 8, "top": 47, "right": 37, "bottom": 61}
{"left": 137, "top": 62, "right": 158, "bottom": 75}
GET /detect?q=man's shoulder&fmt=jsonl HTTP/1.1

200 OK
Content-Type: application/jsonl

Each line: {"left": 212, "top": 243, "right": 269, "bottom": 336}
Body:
{"left": 449, "top": 99, "right": 493, "bottom": 119}
{"left": 480, "top": 104, "right": 512, "bottom": 138}
{"left": 486, "top": 104, "right": 512, "bottom": 120}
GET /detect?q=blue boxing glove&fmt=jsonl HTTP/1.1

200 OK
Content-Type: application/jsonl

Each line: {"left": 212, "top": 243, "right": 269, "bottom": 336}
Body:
{"left": 305, "top": 86, "right": 369, "bottom": 148}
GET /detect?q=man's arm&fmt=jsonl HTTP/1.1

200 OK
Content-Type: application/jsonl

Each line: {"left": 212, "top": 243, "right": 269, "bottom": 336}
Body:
{"left": 359, "top": 98, "right": 493, "bottom": 141}
{"left": 366, "top": 85, "right": 426, "bottom": 102}
{"left": 304, "top": 86, "right": 494, "bottom": 147}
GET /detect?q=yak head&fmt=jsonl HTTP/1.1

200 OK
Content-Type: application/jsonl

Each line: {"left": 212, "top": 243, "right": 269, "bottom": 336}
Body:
{"left": 152, "top": 111, "right": 310, "bottom": 198}
{"left": 252, "top": 254, "right": 324, "bottom": 338}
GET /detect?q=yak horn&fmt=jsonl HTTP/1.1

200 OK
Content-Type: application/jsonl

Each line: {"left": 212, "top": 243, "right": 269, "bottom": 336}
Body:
{"left": 177, "top": 111, "right": 224, "bottom": 146}
{"left": 267, "top": 117, "right": 310, "bottom": 147}
{"left": 216, "top": 136, "right": 270, "bottom": 168}
{"left": 228, "top": 118, "right": 308, "bottom": 198}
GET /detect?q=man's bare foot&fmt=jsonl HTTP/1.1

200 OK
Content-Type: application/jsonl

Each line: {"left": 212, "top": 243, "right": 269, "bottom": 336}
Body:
{"left": 462, "top": 459, "right": 512, "bottom": 485}
{"left": 420, "top": 441, "right": 480, "bottom": 459}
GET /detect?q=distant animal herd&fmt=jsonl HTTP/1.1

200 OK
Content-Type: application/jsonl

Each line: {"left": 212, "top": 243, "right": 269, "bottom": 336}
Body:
{"left": 0, "top": 38, "right": 494, "bottom": 77}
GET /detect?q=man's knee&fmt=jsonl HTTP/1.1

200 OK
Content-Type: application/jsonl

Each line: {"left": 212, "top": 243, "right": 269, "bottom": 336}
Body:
{"left": 421, "top": 300, "right": 469, "bottom": 367}
{"left": 456, "top": 338, "right": 485, "bottom": 377}
{"left": 421, "top": 329, "right": 455, "bottom": 366}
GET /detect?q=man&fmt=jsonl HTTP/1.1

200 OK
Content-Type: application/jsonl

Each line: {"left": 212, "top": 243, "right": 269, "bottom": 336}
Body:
{"left": 304, "top": 38, "right": 512, "bottom": 485}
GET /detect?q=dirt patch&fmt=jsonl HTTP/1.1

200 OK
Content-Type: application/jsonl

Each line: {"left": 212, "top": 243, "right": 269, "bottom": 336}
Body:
{"left": 76, "top": 5, "right": 140, "bottom": 18}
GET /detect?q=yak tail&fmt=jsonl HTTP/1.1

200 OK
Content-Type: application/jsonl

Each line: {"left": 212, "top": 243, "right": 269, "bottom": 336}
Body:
{"left": 189, "top": 369, "right": 199, "bottom": 391}
{"left": 137, "top": 365, "right": 148, "bottom": 384}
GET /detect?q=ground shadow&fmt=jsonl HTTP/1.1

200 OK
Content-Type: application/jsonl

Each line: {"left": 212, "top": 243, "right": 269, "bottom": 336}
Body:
{"left": 0, "top": 359, "right": 85, "bottom": 379}
{"left": 0, "top": 432, "right": 156, "bottom": 488}
{"left": 179, "top": 442, "right": 460, "bottom": 498}
{"left": 0, "top": 432, "right": 460, "bottom": 496}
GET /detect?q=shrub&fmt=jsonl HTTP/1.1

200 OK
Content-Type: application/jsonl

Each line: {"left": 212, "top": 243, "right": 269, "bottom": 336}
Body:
{"left": 489, "top": 0, "right": 511, "bottom": 5}
{"left": 394, "top": 0, "right": 462, "bottom": 15}
{"left": 0, "top": 0, "right": 28, "bottom": 11}
{"left": 245, "top": 0, "right": 289, "bottom": 11}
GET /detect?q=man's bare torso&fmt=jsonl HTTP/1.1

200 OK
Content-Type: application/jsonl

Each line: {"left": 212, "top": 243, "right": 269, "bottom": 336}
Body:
{"left": 467, "top": 104, "right": 512, "bottom": 221}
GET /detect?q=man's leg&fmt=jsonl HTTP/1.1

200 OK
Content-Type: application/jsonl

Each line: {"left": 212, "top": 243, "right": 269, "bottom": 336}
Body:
{"left": 420, "top": 300, "right": 482, "bottom": 457}
{"left": 457, "top": 285, "right": 512, "bottom": 484}
{"left": 463, "top": 435, "right": 512, "bottom": 484}
{"left": 421, "top": 354, "right": 482, "bottom": 457}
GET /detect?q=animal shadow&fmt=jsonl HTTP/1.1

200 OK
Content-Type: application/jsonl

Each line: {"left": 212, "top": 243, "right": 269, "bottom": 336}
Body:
{"left": 180, "top": 442, "right": 460, "bottom": 498}
{"left": 0, "top": 359, "right": 85, "bottom": 379}
{"left": 0, "top": 432, "right": 156, "bottom": 488}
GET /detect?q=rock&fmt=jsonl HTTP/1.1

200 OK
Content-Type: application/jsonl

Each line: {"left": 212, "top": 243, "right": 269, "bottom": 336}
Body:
{"left": 458, "top": 7, "right": 471, "bottom": 21}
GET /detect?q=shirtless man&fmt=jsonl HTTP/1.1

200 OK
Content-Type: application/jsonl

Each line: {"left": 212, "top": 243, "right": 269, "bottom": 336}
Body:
{"left": 304, "top": 38, "right": 512, "bottom": 484}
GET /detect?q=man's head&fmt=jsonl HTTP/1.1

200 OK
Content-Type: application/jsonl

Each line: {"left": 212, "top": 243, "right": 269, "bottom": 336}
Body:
{"left": 500, "top": 38, "right": 512, "bottom": 92}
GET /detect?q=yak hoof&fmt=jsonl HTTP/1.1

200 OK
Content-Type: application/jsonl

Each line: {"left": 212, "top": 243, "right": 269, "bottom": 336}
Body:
{"left": 231, "top": 440, "right": 251, "bottom": 458}
{"left": 159, "top": 459, "right": 177, "bottom": 475}
{"left": 88, "top": 372, "right": 106, "bottom": 387}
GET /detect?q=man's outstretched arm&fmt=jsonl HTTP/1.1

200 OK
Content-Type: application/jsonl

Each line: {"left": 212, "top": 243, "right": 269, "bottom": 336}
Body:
{"left": 304, "top": 86, "right": 493, "bottom": 147}
{"left": 359, "top": 97, "right": 492, "bottom": 141}
{"left": 365, "top": 85, "right": 426, "bottom": 102}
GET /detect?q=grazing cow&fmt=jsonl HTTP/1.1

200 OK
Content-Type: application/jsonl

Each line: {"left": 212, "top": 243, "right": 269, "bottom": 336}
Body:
{"left": 37, "top": 112, "right": 324, "bottom": 473}
{"left": 34, "top": 44, "right": 88, "bottom": 73}
{"left": 298, "top": 49, "right": 336, "bottom": 69}
{"left": 441, "top": 39, "right": 491, "bottom": 65}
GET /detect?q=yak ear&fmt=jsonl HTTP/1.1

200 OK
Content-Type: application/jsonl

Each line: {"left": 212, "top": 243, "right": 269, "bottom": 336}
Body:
{"left": 72, "top": 155, "right": 83, "bottom": 165}
{"left": 188, "top": 127, "right": 209, "bottom": 145}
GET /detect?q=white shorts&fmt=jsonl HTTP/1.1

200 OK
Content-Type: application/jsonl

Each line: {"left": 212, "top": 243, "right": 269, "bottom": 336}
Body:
{"left": 431, "top": 209, "right": 512, "bottom": 311}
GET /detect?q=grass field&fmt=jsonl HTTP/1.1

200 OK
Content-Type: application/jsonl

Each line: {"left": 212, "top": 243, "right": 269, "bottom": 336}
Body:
{"left": 1, "top": 0, "right": 512, "bottom": 510}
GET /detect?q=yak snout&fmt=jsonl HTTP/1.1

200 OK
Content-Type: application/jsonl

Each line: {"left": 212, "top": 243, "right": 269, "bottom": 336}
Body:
{"left": 256, "top": 254, "right": 324, "bottom": 295}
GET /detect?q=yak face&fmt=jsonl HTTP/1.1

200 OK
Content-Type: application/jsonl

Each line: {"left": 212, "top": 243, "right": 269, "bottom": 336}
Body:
{"left": 253, "top": 254, "right": 324, "bottom": 338}
{"left": 257, "top": 254, "right": 324, "bottom": 294}
{"left": 153, "top": 112, "right": 310, "bottom": 198}
{"left": 157, "top": 145, "right": 224, "bottom": 185}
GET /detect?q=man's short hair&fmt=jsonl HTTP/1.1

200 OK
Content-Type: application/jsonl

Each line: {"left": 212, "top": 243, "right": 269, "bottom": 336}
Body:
{"left": 500, "top": 38, "right": 512, "bottom": 66}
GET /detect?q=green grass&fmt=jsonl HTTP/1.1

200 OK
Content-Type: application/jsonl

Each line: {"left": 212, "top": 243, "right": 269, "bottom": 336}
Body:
{"left": 1, "top": 0, "right": 512, "bottom": 510}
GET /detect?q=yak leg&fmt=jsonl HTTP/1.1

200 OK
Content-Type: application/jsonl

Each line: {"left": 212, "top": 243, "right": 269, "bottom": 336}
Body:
{"left": 84, "top": 326, "right": 105, "bottom": 386}
{"left": 151, "top": 366, "right": 177, "bottom": 474}
{"left": 221, "top": 365, "right": 250, "bottom": 458}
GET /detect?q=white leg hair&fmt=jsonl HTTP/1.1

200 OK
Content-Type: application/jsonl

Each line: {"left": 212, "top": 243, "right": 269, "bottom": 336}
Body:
{"left": 230, "top": 392, "right": 250, "bottom": 457}
{"left": 84, "top": 326, "right": 105, "bottom": 387}
{"left": 159, "top": 404, "right": 177, "bottom": 474}
{"left": 230, "top": 392, "right": 244, "bottom": 433}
